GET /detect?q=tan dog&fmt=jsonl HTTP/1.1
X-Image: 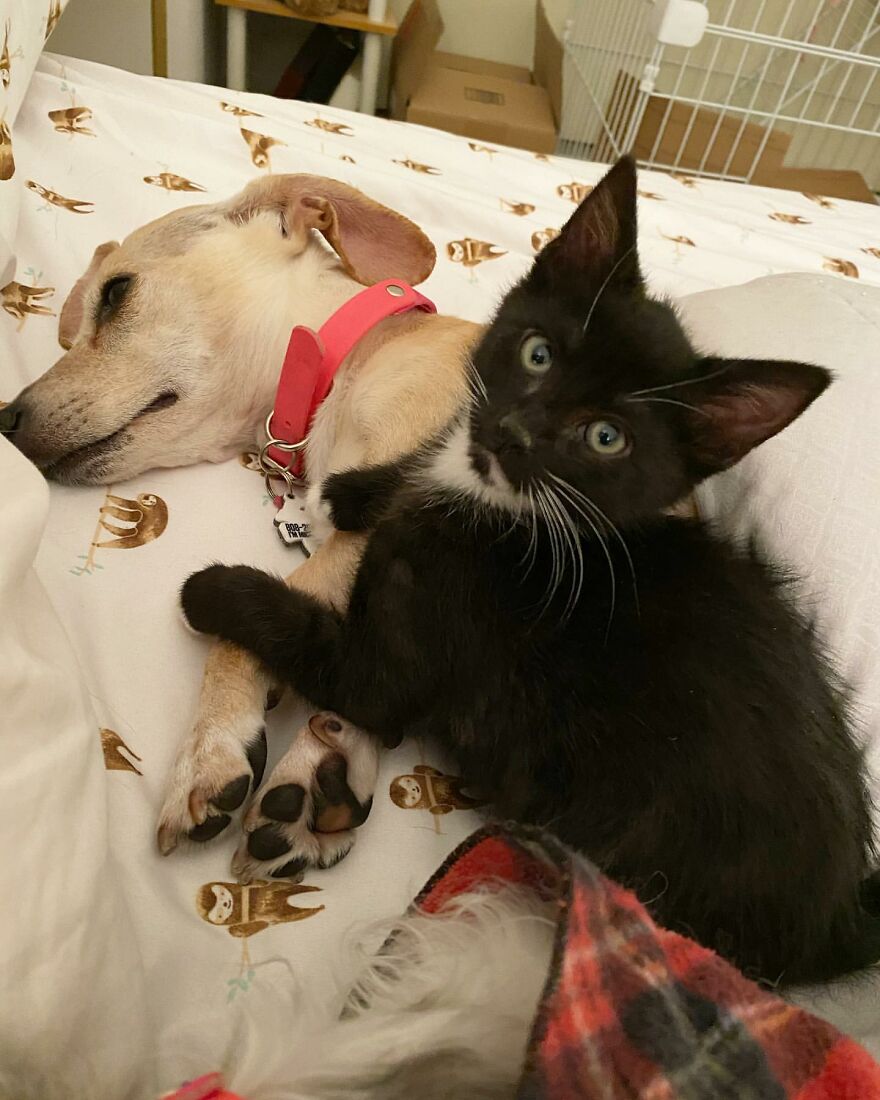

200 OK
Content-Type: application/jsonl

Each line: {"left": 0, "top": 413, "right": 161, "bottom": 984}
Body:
{"left": 4, "top": 175, "right": 477, "bottom": 879}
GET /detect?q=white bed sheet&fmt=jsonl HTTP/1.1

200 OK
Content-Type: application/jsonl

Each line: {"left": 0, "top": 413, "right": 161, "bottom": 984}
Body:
{"left": 3, "top": 54, "right": 880, "bottom": 1087}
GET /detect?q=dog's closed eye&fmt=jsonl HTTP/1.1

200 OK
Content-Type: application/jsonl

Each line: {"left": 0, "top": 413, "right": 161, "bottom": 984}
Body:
{"left": 97, "top": 274, "right": 133, "bottom": 323}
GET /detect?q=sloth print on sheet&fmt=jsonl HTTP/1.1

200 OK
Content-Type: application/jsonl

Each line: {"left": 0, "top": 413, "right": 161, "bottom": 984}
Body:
{"left": 48, "top": 106, "right": 95, "bottom": 136}
{"left": 241, "top": 127, "right": 285, "bottom": 171}
{"left": 26, "top": 180, "right": 93, "bottom": 213}
{"left": 197, "top": 880, "right": 323, "bottom": 938}
{"left": 556, "top": 182, "right": 593, "bottom": 204}
{"left": 305, "top": 118, "right": 353, "bottom": 136}
{"left": 100, "top": 729, "right": 142, "bottom": 776}
{"left": 219, "top": 100, "right": 262, "bottom": 118}
{"left": 143, "top": 172, "right": 206, "bottom": 193}
{"left": 447, "top": 239, "right": 506, "bottom": 269}
{"left": 70, "top": 491, "right": 169, "bottom": 576}
{"left": 389, "top": 766, "right": 486, "bottom": 822}
{"left": 2, "top": 279, "right": 55, "bottom": 328}
{"left": 1, "top": 114, "right": 13, "bottom": 180}
{"left": 532, "top": 227, "right": 560, "bottom": 253}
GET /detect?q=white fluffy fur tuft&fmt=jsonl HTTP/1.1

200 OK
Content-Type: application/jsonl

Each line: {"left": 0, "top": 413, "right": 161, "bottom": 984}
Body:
{"left": 1, "top": 886, "right": 555, "bottom": 1100}
{"left": 205, "top": 885, "right": 554, "bottom": 1100}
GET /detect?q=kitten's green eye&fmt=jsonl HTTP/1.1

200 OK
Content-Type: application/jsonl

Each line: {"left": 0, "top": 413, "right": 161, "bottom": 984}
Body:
{"left": 584, "top": 419, "right": 628, "bottom": 457}
{"left": 520, "top": 333, "right": 552, "bottom": 375}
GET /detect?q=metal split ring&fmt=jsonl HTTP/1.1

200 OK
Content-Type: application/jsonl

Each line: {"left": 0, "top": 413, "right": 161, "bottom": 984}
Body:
{"left": 258, "top": 411, "right": 309, "bottom": 496}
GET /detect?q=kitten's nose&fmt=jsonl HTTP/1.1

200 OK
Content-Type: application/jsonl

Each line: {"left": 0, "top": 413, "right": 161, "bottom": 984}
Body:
{"left": 497, "top": 412, "right": 532, "bottom": 451}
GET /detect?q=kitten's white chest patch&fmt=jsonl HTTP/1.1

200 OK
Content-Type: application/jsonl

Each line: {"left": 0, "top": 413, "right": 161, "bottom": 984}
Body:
{"left": 424, "top": 419, "right": 524, "bottom": 515}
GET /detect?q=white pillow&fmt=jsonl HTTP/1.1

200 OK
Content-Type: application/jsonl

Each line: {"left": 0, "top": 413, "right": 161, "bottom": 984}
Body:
{"left": 682, "top": 274, "right": 880, "bottom": 784}
{"left": 0, "top": 437, "right": 150, "bottom": 1092}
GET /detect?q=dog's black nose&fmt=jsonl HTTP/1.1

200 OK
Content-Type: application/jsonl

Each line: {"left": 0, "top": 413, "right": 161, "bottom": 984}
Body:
{"left": 0, "top": 401, "right": 22, "bottom": 437}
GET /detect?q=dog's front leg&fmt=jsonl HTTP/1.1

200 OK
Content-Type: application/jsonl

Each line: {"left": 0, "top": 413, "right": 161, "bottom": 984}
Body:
{"left": 156, "top": 639, "right": 273, "bottom": 854}
{"left": 156, "top": 531, "right": 377, "bottom": 862}
{"left": 180, "top": 563, "right": 347, "bottom": 703}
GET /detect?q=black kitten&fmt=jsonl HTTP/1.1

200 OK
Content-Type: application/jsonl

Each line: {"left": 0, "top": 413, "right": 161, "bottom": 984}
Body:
{"left": 183, "top": 157, "right": 879, "bottom": 984}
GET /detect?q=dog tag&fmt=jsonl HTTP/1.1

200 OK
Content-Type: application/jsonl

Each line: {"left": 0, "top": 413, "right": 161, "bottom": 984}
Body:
{"left": 275, "top": 492, "right": 319, "bottom": 558}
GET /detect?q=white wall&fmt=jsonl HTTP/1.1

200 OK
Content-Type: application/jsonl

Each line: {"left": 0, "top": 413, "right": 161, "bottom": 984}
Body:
{"left": 167, "top": 0, "right": 223, "bottom": 84}
{"left": 47, "top": 0, "right": 565, "bottom": 110}
{"left": 48, "top": 0, "right": 221, "bottom": 83}
{"left": 389, "top": 0, "right": 567, "bottom": 70}
{"left": 246, "top": 0, "right": 549, "bottom": 104}
{"left": 435, "top": 0, "right": 535, "bottom": 68}
{"left": 49, "top": 0, "right": 154, "bottom": 76}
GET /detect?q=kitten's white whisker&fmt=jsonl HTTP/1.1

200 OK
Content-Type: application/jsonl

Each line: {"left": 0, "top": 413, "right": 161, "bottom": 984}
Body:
{"left": 542, "top": 485, "right": 564, "bottom": 612}
{"left": 628, "top": 364, "right": 732, "bottom": 398}
{"left": 465, "top": 357, "right": 488, "bottom": 405}
{"left": 625, "top": 396, "right": 707, "bottom": 415}
{"left": 543, "top": 484, "right": 584, "bottom": 624}
{"left": 517, "top": 486, "right": 540, "bottom": 578}
{"left": 531, "top": 486, "right": 553, "bottom": 614}
{"left": 546, "top": 475, "right": 617, "bottom": 639}
{"left": 535, "top": 483, "right": 564, "bottom": 618}
{"left": 582, "top": 244, "right": 637, "bottom": 337}
{"left": 548, "top": 473, "right": 639, "bottom": 618}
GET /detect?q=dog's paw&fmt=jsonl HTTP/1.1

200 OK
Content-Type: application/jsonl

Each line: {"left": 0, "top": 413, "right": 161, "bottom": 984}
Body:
{"left": 157, "top": 710, "right": 269, "bottom": 855}
{"left": 231, "top": 712, "right": 378, "bottom": 883}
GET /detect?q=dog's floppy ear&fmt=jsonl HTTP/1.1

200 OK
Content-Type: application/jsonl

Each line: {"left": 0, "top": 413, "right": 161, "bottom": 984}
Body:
{"left": 227, "top": 174, "right": 436, "bottom": 287}
{"left": 58, "top": 240, "right": 120, "bottom": 349}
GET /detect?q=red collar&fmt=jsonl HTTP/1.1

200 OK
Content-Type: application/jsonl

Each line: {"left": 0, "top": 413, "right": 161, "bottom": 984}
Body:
{"left": 160, "top": 1074, "right": 241, "bottom": 1100}
{"left": 263, "top": 279, "right": 436, "bottom": 484}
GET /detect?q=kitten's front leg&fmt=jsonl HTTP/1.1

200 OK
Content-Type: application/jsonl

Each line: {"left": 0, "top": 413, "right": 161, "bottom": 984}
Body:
{"left": 321, "top": 459, "right": 407, "bottom": 531}
{"left": 181, "top": 565, "right": 344, "bottom": 710}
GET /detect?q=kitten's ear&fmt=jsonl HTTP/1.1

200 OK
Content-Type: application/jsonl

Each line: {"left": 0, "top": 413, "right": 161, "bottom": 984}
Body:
{"left": 539, "top": 155, "right": 639, "bottom": 282}
{"left": 684, "top": 358, "right": 831, "bottom": 476}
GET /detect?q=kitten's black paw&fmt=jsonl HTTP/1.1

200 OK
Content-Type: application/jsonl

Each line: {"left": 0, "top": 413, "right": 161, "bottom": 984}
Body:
{"left": 181, "top": 564, "right": 272, "bottom": 636}
{"left": 322, "top": 463, "right": 403, "bottom": 532}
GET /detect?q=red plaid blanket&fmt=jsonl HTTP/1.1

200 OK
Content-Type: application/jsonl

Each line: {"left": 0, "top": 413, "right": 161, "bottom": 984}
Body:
{"left": 417, "top": 825, "right": 880, "bottom": 1099}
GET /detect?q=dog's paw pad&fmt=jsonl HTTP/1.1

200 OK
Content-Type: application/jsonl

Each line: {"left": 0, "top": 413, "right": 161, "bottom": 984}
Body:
{"left": 246, "top": 728, "right": 268, "bottom": 788}
{"left": 214, "top": 774, "right": 251, "bottom": 813}
{"left": 247, "top": 823, "right": 292, "bottom": 861}
{"left": 261, "top": 783, "right": 306, "bottom": 822}
{"left": 229, "top": 711, "right": 378, "bottom": 881}
{"left": 270, "top": 857, "right": 309, "bottom": 880}
{"left": 188, "top": 814, "right": 233, "bottom": 843}
{"left": 314, "top": 752, "right": 372, "bottom": 831}
{"left": 157, "top": 725, "right": 269, "bottom": 856}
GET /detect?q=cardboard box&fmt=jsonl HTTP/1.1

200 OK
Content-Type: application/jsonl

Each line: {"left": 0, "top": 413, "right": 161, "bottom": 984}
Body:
{"left": 432, "top": 51, "right": 532, "bottom": 84}
{"left": 603, "top": 70, "right": 790, "bottom": 182}
{"left": 392, "top": 0, "right": 560, "bottom": 154}
{"left": 631, "top": 94, "right": 792, "bottom": 184}
{"left": 763, "top": 167, "right": 876, "bottom": 205}
{"left": 604, "top": 71, "right": 876, "bottom": 204}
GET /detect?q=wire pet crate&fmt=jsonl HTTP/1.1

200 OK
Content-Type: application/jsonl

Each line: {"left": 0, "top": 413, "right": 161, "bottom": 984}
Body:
{"left": 558, "top": 0, "right": 880, "bottom": 191}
